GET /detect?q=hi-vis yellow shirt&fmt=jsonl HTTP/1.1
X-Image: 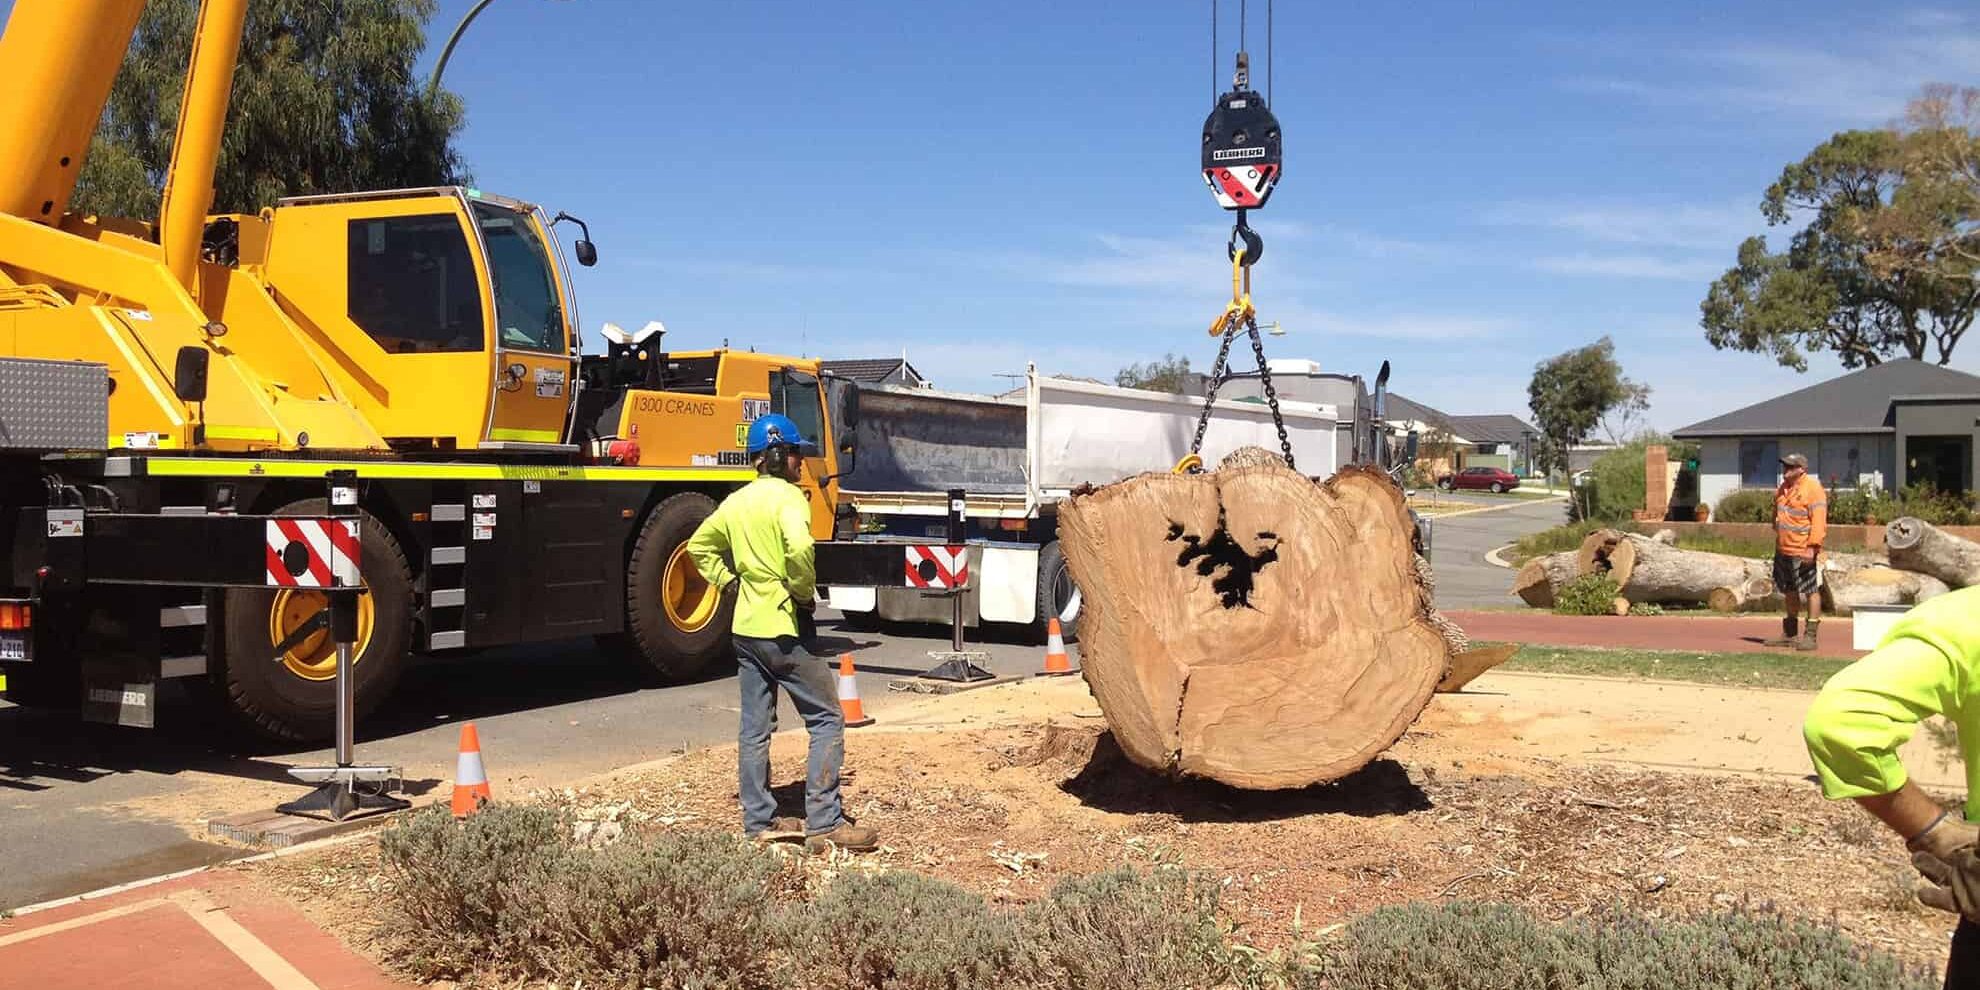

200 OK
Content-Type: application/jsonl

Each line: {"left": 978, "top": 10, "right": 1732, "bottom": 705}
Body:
{"left": 685, "top": 477, "right": 816, "bottom": 640}
{"left": 1804, "top": 587, "right": 1980, "bottom": 818}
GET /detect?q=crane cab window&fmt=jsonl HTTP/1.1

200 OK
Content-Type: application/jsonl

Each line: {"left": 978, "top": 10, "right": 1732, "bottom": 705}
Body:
{"left": 771, "top": 370, "right": 825, "bottom": 444}
{"left": 347, "top": 214, "right": 484, "bottom": 353}
{"left": 473, "top": 202, "right": 565, "bottom": 354}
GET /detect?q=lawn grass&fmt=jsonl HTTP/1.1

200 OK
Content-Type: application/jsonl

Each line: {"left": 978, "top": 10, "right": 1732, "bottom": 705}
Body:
{"left": 1505, "top": 521, "right": 1867, "bottom": 564}
{"left": 1485, "top": 641, "right": 1848, "bottom": 691}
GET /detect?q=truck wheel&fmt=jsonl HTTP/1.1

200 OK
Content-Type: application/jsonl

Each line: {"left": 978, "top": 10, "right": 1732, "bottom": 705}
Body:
{"left": 219, "top": 500, "right": 412, "bottom": 742}
{"left": 622, "top": 493, "right": 734, "bottom": 682}
{"left": 1034, "top": 540, "right": 1080, "bottom": 644}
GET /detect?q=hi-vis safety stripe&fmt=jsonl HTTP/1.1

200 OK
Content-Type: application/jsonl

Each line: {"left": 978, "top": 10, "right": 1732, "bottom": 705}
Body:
{"left": 456, "top": 748, "right": 488, "bottom": 786}
{"left": 905, "top": 545, "right": 969, "bottom": 589}
{"left": 266, "top": 519, "right": 361, "bottom": 587}
{"left": 142, "top": 457, "right": 757, "bottom": 484}
{"left": 487, "top": 427, "right": 562, "bottom": 443}
{"left": 837, "top": 672, "right": 859, "bottom": 701}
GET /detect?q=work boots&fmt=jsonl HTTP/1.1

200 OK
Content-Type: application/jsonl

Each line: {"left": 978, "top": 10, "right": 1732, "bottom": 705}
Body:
{"left": 805, "top": 820, "right": 881, "bottom": 855}
{"left": 1795, "top": 621, "right": 1822, "bottom": 652}
{"left": 1764, "top": 617, "right": 1799, "bottom": 648}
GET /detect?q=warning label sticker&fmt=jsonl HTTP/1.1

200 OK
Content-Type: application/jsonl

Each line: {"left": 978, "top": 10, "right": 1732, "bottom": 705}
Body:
{"left": 473, "top": 494, "right": 497, "bottom": 509}
{"left": 473, "top": 512, "right": 496, "bottom": 527}
{"left": 742, "top": 398, "right": 770, "bottom": 421}
{"left": 473, "top": 526, "right": 494, "bottom": 541}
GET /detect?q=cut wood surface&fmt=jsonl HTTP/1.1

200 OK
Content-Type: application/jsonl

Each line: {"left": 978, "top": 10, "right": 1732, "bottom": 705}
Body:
{"left": 1887, "top": 518, "right": 1980, "bottom": 589}
{"left": 1708, "top": 577, "right": 1780, "bottom": 614}
{"left": 1576, "top": 529, "right": 1627, "bottom": 575}
{"left": 1057, "top": 449, "right": 1451, "bottom": 789}
{"left": 1611, "top": 597, "right": 1632, "bottom": 616}
{"left": 1437, "top": 643, "right": 1518, "bottom": 693}
{"left": 1605, "top": 534, "right": 1770, "bottom": 605}
{"left": 1824, "top": 565, "right": 1949, "bottom": 614}
{"left": 1512, "top": 551, "right": 1579, "bottom": 608}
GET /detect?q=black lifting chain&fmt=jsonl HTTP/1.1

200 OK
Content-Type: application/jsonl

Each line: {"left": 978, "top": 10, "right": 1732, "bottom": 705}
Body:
{"left": 1188, "top": 309, "right": 1295, "bottom": 473}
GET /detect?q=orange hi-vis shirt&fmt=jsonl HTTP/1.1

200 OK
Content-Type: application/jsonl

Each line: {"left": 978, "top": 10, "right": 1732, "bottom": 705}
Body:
{"left": 1774, "top": 474, "right": 1828, "bottom": 558}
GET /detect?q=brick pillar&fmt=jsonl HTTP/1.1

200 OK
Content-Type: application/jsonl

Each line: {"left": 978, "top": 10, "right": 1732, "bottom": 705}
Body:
{"left": 1644, "top": 444, "right": 1669, "bottom": 521}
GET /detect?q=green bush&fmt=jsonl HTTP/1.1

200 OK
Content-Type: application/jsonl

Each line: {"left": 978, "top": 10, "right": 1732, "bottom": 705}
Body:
{"left": 1715, "top": 488, "right": 1774, "bottom": 523}
{"left": 1554, "top": 574, "right": 1622, "bottom": 616}
{"left": 1027, "top": 865, "right": 1235, "bottom": 990}
{"left": 1312, "top": 900, "right": 1937, "bottom": 989}
{"left": 1570, "top": 435, "right": 1695, "bottom": 524}
{"left": 1511, "top": 519, "right": 1625, "bottom": 562}
{"left": 794, "top": 870, "right": 1034, "bottom": 990}
{"left": 1898, "top": 482, "right": 1975, "bottom": 526}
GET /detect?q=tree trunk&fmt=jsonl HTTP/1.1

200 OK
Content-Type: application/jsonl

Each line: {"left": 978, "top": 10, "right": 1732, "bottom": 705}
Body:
{"left": 1576, "top": 529, "right": 1627, "bottom": 575}
{"left": 1611, "top": 597, "right": 1632, "bottom": 616}
{"left": 1056, "top": 449, "right": 1452, "bottom": 789}
{"left": 1512, "top": 551, "right": 1579, "bottom": 608}
{"left": 1824, "top": 565, "right": 1950, "bottom": 614}
{"left": 1709, "top": 576, "right": 1780, "bottom": 613}
{"left": 1605, "top": 535, "right": 1771, "bottom": 605}
{"left": 1437, "top": 643, "right": 1518, "bottom": 693}
{"left": 1649, "top": 529, "right": 1677, "bottom": 545}
{"left": 1886, "top": 518, "right": 1980, "bottom": 589}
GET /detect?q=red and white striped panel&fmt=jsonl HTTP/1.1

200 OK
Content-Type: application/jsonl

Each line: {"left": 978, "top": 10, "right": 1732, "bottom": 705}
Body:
{"left": 266, "top": 519, "right": 361, "bottom": 588}
{"left": 1203, "top": 164, "right": 1279, "bottom": 209}
{"left": 904, "top": 545, "right": 969, "bottom": 590}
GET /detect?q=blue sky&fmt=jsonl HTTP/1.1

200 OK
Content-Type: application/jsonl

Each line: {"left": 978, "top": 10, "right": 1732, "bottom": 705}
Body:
{"left": 15, "top": 0, "right": 1980, "bottom": 430}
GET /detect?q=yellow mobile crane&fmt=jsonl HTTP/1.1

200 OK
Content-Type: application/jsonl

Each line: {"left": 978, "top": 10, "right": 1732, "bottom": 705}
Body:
{"left": 0, "top": 0, "right": 905, "bottom": 740}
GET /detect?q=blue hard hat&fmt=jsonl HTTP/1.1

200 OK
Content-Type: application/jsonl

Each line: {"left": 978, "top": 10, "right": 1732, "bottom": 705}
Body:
{"left": 746, "top": 413, "right": 815, "bottom": 455}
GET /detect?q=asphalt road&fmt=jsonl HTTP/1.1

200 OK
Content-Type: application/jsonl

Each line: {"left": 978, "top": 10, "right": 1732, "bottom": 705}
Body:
{"left": 0, "top": 617, "right": 1056, "bottom": 909}
{"left": 0, "top": 498, "right": 1559, "bottom": 909}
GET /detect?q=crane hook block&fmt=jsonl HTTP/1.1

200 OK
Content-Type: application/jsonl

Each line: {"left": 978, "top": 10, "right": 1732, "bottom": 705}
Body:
{"left": 1201, "top": 89, "right": 1282, "bottom": 211}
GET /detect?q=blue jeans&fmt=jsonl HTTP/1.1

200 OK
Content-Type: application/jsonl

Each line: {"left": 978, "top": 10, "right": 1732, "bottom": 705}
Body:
{"left": 733, "top": 635, "right": 845, "bottom": 835}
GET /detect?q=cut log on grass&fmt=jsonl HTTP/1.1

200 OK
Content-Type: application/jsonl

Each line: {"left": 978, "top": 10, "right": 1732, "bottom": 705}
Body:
{"left": 1437, "top": 643, "right": 1519, "bottom": 693}
{"left": 1709, "top": 577, "right": 1780, "bottom": 614}
{"left": 1576, "top": 528, "right": 1627, "bottom": 576}
{"left": 1056, "top": 449, "right": 1452, "bottom": 790}
{"left": 1824, "top": 565, "right": 1950, "bottom": 614}
{"left": 1611, "top": 597, "right": 1632, "bottom": 616}
{"left": 1650, "top": 529, "right": 1677, "bottom": 545}
{"left": 1512, "top": 551, "right": 1579, "bottom": 608}
{"left": 1886, "top": 518, "right": 1980, "bottom": 589}
{"left": 1604, "top": 535, "right": 1770, "bottom": 606}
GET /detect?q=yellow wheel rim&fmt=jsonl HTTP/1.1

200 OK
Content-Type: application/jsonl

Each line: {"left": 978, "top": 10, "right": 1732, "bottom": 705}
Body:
{"left": 269, "top": 586, "right": 376, "bottom": 682}
{"left": 663, "top": 542, "right": 718, "bottom": 633}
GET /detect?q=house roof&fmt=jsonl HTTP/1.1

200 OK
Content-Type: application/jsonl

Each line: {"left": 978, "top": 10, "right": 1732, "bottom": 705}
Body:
{"left": 1384, "top": 393, "right": 1450, "bottom": 425}
{"left": 1447, "top": 414, "right": 1538, "bottom": 444}
{"left": 820, "top": 358, "right": 926, "bottom": 385}
{"left": 1671, "top": 359, "right": 1980, "bottom": 438}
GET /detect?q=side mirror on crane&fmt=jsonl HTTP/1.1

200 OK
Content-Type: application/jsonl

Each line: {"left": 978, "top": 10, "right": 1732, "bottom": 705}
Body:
{"left": 551, "top": 211, "right": 598, "bottom": 267}
{"left": 1404, "top": 430, "right": 1420, "bottom": 464}
{"left": 573, "top": 239, "right": 597, "bottom": 267}
{"left": 173, "top": 346, "right": 210, "bottom": 403}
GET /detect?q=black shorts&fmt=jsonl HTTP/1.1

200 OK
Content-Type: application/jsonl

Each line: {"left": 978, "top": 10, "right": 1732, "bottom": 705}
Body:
{"left": 1773, "top": 552, "right": 1819, "bottom": 596}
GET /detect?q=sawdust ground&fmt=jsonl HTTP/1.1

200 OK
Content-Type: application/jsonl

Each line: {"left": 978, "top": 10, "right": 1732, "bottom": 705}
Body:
{"left": 244, "top": 672, "right": 1965, "bottom": 976}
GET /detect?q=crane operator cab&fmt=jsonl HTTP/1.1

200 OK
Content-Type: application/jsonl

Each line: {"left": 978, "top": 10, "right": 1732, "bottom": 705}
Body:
{"left": 251, "top": 186, "right": 595, "bottom": 453}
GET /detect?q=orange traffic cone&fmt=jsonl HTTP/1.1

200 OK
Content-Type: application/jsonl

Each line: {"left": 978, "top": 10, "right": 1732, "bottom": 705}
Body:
{"left": 451, "top": 721, "right": 492, "bottom": 818}
{"left": 1038, "top": 617, "right": 1076, "bottom": 676}
{"left": 837, "top": 654, "right": 875, "bottom": 728}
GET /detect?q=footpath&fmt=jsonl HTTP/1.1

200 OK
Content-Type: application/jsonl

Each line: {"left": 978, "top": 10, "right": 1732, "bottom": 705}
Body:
{"left": 1447, "top": 610, "right": 1866, "bottom": 659}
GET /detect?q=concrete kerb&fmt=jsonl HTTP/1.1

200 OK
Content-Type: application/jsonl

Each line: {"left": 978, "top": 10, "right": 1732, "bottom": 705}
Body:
{"left": 1484, "top": 544, "right": 1518, "bottom": 569}
{"left": 6, "top": 827, "right": 383, "bottom": 919}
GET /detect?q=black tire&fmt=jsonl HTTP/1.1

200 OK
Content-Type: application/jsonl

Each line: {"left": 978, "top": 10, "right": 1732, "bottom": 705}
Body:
{"left": 621, "top": 492, "right": 734, "bottom": 681}
{"left": 837, "top": 607, "right": 883, "bottom": 633}
{"left": 1438, "top": 478, "right": 1454, "bottom": 491}
{"left": 219, "top": 500, "right": 412, "bottom": 742}
{"left": 1034, "top": 540, "right": 1079, "bottom": 644}
{"left": 1490, "top": 482, "right": 1506, "bottom": 494}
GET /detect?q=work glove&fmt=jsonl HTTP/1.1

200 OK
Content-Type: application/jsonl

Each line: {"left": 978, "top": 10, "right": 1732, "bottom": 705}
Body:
{"left": 1908, "top": 813, "right": 1980, "bottom": 920}
{"left": 794, "top": 600, "right": 818, "bottom": 644}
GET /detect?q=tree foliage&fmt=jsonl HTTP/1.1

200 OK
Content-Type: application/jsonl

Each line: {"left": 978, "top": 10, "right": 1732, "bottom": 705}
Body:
{"left": 1526, "top": 336, "right": 1649, "bottom": 478}
{"left": 1699, "top": 85, "right": 1980, "bottom": 371}
{"left": 1115, "top": 353, "right": 1193, "bottom": 394}
{"left": 73, "top": 0, "right": 467, "bottom": 220}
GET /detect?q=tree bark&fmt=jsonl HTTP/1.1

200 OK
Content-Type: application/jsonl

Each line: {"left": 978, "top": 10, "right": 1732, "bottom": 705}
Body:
{"left": 1576, "top": 528, "right": 1627, "bottom": 576}
{"left": 1886, "top": 518, "right": 1980, "bottom": 589}
{"left": 1512, "top": 551, "right": 1579, "bottom": 608}
{"left": 1056, "top": 449, "right": 1452, "bottom": 789}
{"left": 1824, "top": 563, "right": 1950, "bottom": 614}
{"left": 1605, "top": 535, "right": 1771, "bottom": 605}
{"left": 1437, "top": 643, "right": 1518, "bottom": 693}
{"left": 1649, "top": 529, "right": 1677, "bottom": 545}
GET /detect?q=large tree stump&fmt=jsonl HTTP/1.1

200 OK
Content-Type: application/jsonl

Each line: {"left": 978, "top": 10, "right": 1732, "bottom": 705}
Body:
{"left": 1819, "top": 550, "right": 1949, "bottom": 613}
{"left": 1056, "top": 450, "right": 1452, "bottom": 789}
{"left": 1708, "top": 576, "right": 1780, "bottom": 613}
{"left": 1576, "top": 529, "right": 1628, "bottom": 575}
{"left": 1605, "top": 535, "right": 1770, "bottom": 606}
{"left": 1887, "top": 518, "right": 1980, "bottom": 589}
{"left": 1512, "top": 551, "right": 1579, "bottom": 608}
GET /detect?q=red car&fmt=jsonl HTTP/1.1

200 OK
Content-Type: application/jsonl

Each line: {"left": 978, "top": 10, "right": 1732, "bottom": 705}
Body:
{"left": 1439, "top": 466, "right": 1520, "bottom": 493}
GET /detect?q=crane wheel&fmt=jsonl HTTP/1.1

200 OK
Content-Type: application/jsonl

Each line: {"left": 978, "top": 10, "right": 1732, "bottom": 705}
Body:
{"left": 617, "top": 492, "right": 734, "bottom": 682}
{"left": 218, "top": 499, "right": 412, "bottom": 742}
{"left": 1034, "top": 540, "right": 1080, "bottom": 644}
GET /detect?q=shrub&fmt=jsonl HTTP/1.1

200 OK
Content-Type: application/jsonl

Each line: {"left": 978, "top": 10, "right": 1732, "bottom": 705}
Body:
{"left": 1312, "top": 900, "right": 1937, "bottom": 989}
{"left": 1569, "top": 435, "right": 1694, "bottom": 524}
{"left": 1898, "top": 482, "right": 1975, "bottom": 526}
{"left": 1715, "top": 488, "right": 1774, "bottom": 523}
{"left": 379, "top": 805, "right": 787, "bottom": 989}
{"left": 1554, "top": 574, "right": 1621, "bottom": 616}
{"left": 1027, "top": 865, "right": 1235, "bottom": 990}
{"left": 793, "top": 870, "right": 1036, "bottom": 990}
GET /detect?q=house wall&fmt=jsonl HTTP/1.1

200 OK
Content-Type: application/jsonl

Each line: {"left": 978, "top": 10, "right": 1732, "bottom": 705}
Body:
{"left": 1695, "top": 433, "right": 1895, "bottom": 512}
{"left": 1894, "top": 400, "right": 1980, "bottom": 493}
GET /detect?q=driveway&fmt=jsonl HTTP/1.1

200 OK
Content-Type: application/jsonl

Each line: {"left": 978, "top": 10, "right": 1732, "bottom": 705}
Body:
{"left": 1424, "top": 498, "right": 1567, "bottom": 610}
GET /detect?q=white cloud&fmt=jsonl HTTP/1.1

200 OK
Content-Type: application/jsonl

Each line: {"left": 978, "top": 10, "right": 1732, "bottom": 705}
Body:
{"left": 1533, "top": 254, "right": 1723, "bottom": 281}
{"left": 1484, "top": 200, "right": 1758, "bottom": 252}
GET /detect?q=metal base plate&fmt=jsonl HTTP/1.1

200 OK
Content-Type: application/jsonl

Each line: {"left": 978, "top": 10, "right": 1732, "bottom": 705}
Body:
{"left": 277, "top": 767, "right": 410, "bottom": 822}
{"left": 920, "top": 650, "right": 994, "bottom": 683}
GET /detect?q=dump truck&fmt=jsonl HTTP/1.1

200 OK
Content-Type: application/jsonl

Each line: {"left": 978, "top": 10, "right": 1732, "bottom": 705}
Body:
{"left": 824, "top": 368, "right": 1349, "bottom": 640}
{"left": 0, "top": 0, "right": 925, "bottom": 740}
